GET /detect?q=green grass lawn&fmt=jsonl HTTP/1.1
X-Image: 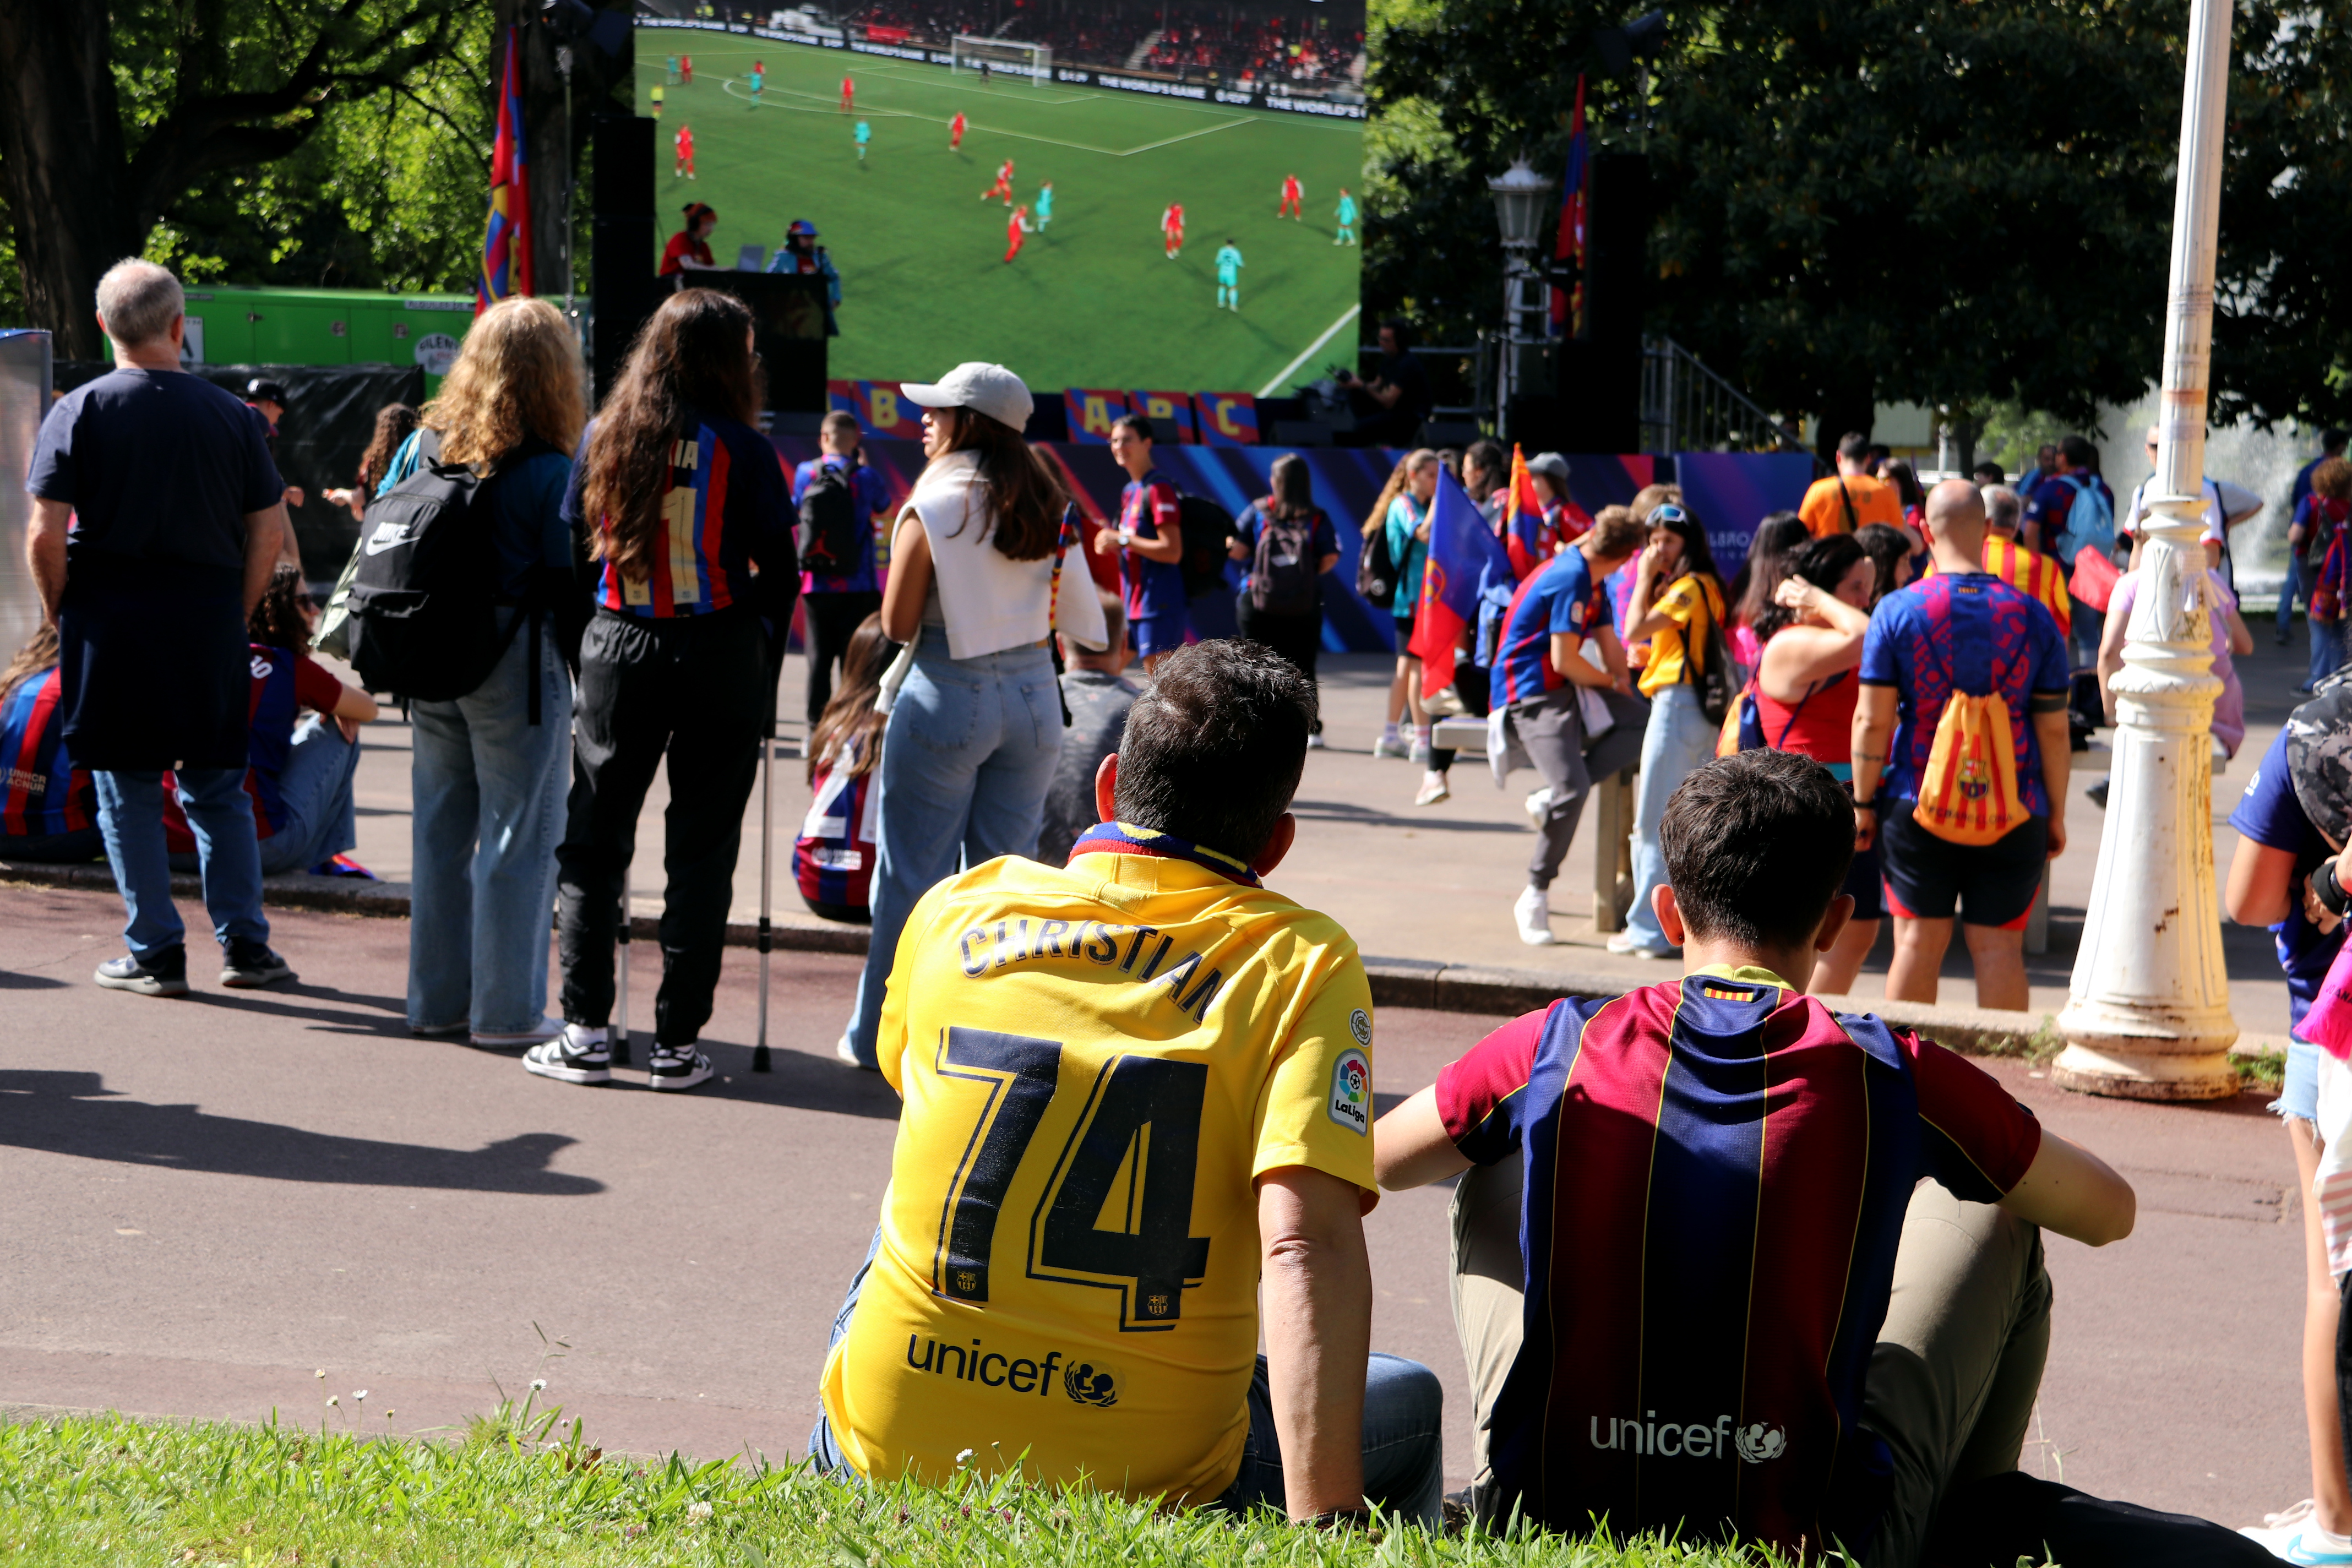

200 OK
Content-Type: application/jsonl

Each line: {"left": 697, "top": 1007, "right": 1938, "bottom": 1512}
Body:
{"left": 0, "top": 1408, "right": 1813, "bottom": 1567}
{"left": 638, "top": 29, "right": 1366, "bottom": 395}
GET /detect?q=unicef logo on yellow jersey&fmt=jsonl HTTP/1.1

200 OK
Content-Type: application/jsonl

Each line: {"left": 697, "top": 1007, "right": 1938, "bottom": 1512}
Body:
{"left": 1328, "top": 1047, "right": 1370, "bottom": 1135}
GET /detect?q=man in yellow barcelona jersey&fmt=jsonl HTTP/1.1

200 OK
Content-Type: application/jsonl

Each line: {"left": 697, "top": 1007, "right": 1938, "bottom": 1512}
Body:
{"left": 811, "top": 641, "right": 1442, "bottom": 1526}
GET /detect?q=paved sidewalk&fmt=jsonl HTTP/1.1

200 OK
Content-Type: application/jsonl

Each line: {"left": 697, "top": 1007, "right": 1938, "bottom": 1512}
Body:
{"left": 284, "top": 630, "right": 2312, "bottom": 1037}
{"left": 0, "top": 887, "right": 2312, "bottom": 1528}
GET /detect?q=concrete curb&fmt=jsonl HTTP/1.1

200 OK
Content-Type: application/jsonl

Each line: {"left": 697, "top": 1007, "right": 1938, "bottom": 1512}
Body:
{"left": 3, "top": 859, "right": 2289, "bottom": 1062}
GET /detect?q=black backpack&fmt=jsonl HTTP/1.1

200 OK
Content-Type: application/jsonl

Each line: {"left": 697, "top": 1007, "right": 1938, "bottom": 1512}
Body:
{"left": 797, "top": 459, "right": 864, "bottom": 577}
{"left": 345, "top": 429, "right": 552, "bottom": 714}
{"left": 1175, "top": 493, "right": 1235, "bottom": 600}
{"left": 1250, "top": 503, "right": 1322, "bottom": 615}
{"left": 1355, "top": 517, "right": 1398, "bottom": 609}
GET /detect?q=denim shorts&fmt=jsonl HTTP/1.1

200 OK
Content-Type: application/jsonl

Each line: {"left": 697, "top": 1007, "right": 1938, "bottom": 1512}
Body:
{"left": 2273, "top": 1036, "right": 2320, "bottom": 1123}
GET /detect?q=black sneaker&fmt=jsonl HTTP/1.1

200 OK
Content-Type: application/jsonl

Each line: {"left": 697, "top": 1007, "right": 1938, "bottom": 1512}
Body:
{"left": 522, "top": 1026, "right": 612, "bottom": 1086}
{"left": 646, "top": 1044, "right": 715, "bottom": 1092}
{"left": 2087, "top": 778, "right": 2110, "bottom": 809}
{"left": 94, "top": 950, "right": 189, "bottom": 997}
{"left": 221, "top": 940, "right": 296, "bottom": 989}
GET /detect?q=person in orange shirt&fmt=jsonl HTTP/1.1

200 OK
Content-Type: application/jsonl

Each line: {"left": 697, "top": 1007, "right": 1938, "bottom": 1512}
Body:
{"left": 1797, "top": 431, "right": 1905, "bottom": 538}
{"left": 1921, "top": 484, "right": 2069, "bottom": 645}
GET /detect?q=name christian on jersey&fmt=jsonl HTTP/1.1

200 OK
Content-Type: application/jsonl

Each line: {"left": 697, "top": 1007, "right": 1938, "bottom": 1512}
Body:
{"left": 954, "top": 914, "right": 1227, "bottom": 1022}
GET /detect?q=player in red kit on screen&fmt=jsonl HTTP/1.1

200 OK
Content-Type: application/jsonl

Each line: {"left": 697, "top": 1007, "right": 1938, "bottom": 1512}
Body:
{"left": 950, "top": 110, "right": 966, "bottom": 150}
{"left": 840, "top": 73, "right": 854, "bottom": 110}
{"left": 1162, "top": 202, "right": 1184, "bottom": 258}
{"left": 1004, "top": 204, "right": 1030, "bottom": 263}
{"left": 673, "top": 123, "right": 695, "bottom": 180}
{"left": 981, "top": 157, "right": 1015, "bottom": 204}
{"left": 679, "top": 53, "right": 692, "bottom": 85}
{"left": 1279, "top": 173, "right": 1303, "bottom": 219}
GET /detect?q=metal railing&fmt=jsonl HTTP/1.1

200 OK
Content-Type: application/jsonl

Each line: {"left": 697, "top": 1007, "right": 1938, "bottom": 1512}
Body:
{"left": 1640, "top": 336, "right": 1819, "bottom": 466}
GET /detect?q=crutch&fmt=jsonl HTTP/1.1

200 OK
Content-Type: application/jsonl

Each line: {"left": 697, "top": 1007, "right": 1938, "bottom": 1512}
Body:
{"left": 752, "top": 709, "right": 775, "bottom": 1072}
{"left": 612, "top": 873, "right": 633, "bottom": 1066}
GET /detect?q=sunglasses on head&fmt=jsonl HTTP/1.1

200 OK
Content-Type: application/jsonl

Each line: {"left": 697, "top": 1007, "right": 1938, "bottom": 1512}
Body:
{"left": 1647, "top": 503, "right": 1688, "bottom": 526}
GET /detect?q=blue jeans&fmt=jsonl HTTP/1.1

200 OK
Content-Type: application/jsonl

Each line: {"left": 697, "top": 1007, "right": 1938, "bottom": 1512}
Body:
{"left": 407, "top": 615, "right": 571, "bottom": 1035}
{"left": 806, "top": 1228, "right": 1446, "bottom": 1530}
{"left": 256, "top": 720, "right": 362, "bottom": 877}
{"left": 1621, "top": 683, "right": 1718, "bottom": 951}
{"left": 843, "top": 640, "right": 1061, "bottom": 1066}
{"left": 95, "top": 768, "right": 267, "bottom": 961}
{"left": 2312, "top": 618, "right": 2346, "bottom": 690}
{"left": 2278, "top": 554, "right": 2301, "bottom": 628}
{"left": 170, "top": 721, "right": 363, "bottom": 880}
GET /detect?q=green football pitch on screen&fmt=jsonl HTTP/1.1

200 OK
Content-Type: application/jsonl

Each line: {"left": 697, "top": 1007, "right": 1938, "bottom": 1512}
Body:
{"left": 639, "top": 30, "right": 1365, "bottom": 395}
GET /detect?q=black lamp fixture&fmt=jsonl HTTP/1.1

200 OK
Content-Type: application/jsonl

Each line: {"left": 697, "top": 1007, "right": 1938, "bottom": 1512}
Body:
{"left": 1593, "top": 8, "right": 1667, "bottom": 77}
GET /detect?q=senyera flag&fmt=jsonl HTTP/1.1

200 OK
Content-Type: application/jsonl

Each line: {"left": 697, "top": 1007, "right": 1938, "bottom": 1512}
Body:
{"left": 1410, "top": 466, "right": 1511, "bottom": 701}
{"left": 477, "top": 26, "right": 532, "bottom": 315}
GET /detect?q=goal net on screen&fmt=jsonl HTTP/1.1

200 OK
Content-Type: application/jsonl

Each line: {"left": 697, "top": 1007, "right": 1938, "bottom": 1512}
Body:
{"left": 951, "top": 35, "right": 1052, "bottom": 83}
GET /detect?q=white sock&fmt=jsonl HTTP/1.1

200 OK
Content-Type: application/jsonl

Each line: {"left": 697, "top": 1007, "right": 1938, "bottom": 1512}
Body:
{"left": 1414, "top": 724, "right": 1433, "bottom": 748}
{"left": 1381, "top": 722, "right": 1401, "bottom": 743}
{"left": 565, "top": 1022, "right": 607, "bottom": 1048}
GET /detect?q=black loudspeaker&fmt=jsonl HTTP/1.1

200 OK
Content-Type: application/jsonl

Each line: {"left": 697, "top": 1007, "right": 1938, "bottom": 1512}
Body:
{"left": 590, "top": 113, "right": 657, "bottom": 401}
{"left": 683, "top": 270, "right": 829, "bottom": 414}
{"left": 1541, "top": 150, "right": 1649, "bottom": 453}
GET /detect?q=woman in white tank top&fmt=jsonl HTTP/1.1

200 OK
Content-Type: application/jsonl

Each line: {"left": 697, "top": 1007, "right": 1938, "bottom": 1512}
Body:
{"left": 836, "top": 363, "right": 1108, "bottom": 1068}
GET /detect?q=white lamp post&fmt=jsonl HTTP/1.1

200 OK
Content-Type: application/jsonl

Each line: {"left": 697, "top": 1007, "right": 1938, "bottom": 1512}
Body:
{"left": 1488, "top": 159, "right": 1555, "bottom": 421}
{"left": 2051, "top": 0, "right": 2239, "bottom": 1100}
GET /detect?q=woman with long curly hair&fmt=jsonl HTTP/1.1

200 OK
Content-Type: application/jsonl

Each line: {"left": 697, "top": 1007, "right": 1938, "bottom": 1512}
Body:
{"left": 835, "top": 360, "right": 1107, "bottom": 1070}
{"left": 530, "top": 288, "right": 798, "bottom": 1093}
{"left": 374, "top": 295, "right": 587, "bottom": 1050}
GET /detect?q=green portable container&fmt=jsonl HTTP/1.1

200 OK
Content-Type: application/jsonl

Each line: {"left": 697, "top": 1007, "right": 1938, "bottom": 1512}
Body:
{"left": 178, "top": 286, "right": 476, "bottom": 391}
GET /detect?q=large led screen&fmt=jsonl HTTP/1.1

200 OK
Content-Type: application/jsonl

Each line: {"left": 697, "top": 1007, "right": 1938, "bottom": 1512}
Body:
{"left": 638, "top": 3, "right": 1365, "bottom": 395}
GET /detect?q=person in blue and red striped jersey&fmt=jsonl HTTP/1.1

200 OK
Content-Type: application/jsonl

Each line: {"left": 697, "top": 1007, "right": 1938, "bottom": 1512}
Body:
{"left": 1854, "top": 481, "right": 2072, "bottom": 1012}
{"left": 1493, "top": 504, "right": 1647, "bottom": 948}
{"left": 1368, "top": 750, "right": 2252, "bottom": 1568}
{"left": 0, "top": 626, "right": 102, "bottom": 863}
{"left": 792, "top": 410, "right": 895, "bottom": 726}
{"left": 794, "top": 613, "right": 890, "bottom": 923}
{"left": 1094, "top": 413, "right": 1188, "bottom": 674}
{"left": 163, "top": 565, "right": 377, "bottom": 878}
{"left": 540, "top": 288, "right": 798, "bottom": 1094}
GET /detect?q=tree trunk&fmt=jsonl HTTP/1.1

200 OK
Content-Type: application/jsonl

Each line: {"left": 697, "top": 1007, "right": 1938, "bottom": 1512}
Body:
{"left": 0, "top": 2, "right": 137, "bottom": 359}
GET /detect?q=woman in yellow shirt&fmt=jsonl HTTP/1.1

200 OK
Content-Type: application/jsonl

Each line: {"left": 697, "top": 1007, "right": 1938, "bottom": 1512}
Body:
{"left": 1609, "top": 502, "right": 1727, "bottom": 959}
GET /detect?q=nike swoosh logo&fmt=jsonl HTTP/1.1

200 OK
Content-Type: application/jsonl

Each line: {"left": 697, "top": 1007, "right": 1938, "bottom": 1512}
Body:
{"left": 363, "top": 528, "right": 410, "bottom": 556}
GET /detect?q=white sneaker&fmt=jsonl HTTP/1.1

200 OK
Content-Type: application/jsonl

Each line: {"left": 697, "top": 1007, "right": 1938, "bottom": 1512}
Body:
{"left": 1525, "top": 787, "right": 1554, "bottom": 829}
{"left": 1513, "top": 886, "right": 1556, "bottom": 946}
{"left": 1414, "top": 772, "right": 1450, "bottom": 806}
{"left": 472, "top": 1016, "right": 565, "bottom": 1049}
{"left": 1408, "top": 742, "right": 1433, "bottom": 765}
{"left": 1306, "top": 731, "right": 1326, "bottom": 749}
{"left": 2241, "top": 1499, "right": 2352, "bottom": 1562}
{"left": 647, "top": 1044, "right": 715, "bottom": 1092}
{"left": 522, "top": 1024, "right": 612, "bottom": 1086}
{"left": 1371, "top": 732, "right": 1408, "bottom": 759}
{"left": 1607, "top": 933, "right": 1673, "bottom": 959}
{"left": 836, "top": 1032, "right": 876, "bottom": 1071}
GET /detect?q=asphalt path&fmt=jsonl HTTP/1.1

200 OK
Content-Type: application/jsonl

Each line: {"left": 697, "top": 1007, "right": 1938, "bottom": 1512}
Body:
{"left": 0, "top": 886, "right": 2310, "bottom": 1529}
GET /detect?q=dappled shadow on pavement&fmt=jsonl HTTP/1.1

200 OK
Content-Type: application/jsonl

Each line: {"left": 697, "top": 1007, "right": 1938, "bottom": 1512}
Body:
{"left": 0, "top": 1070, "right": 603, "bottom": 1194}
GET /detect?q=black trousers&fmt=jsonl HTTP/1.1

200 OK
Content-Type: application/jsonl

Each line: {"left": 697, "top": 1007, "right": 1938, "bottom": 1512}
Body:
{"left": 557, "top": 608, "right": 769, "bottom": 1046}
{"left": 1234, "top": 596, "right": 1323, "bottom": 732}
{"left": 804, "top": 589, "right": 883, "bottom": 726}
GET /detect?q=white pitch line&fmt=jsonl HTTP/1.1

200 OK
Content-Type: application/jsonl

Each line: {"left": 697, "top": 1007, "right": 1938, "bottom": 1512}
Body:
{"left": 714, "top": 73, "right": 1250, "bottom": 157}
{"left": 1259, "top": 303, "right": 1361, "bottom": 399}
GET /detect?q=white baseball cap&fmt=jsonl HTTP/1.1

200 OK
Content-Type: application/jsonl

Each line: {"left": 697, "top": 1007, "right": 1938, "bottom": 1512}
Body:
{"left": 897, "top": 362, "right": 1034, "bottom": 432}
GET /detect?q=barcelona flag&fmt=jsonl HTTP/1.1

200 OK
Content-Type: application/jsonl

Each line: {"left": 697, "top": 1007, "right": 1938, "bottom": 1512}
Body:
{"left": 1409, "top": 466, "right": 1511, "bottom": 699}
{"left": 477, "top": 27, "right": 532, "bottom": 315}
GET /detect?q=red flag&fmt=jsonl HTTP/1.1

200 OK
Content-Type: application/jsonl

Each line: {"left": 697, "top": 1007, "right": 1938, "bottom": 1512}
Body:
{"left": 477, "top": 28, "right": 532, "bottom": 314}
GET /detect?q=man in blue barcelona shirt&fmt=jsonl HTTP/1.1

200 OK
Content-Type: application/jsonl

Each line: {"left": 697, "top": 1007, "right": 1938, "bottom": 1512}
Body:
{"left": 792, "top": 411, "right": 894, "bottom": 726}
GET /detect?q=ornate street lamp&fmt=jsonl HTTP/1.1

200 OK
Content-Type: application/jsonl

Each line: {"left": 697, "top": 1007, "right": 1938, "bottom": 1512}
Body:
{"left": 2052, "top": 0, "right": 2239, "bottom": 1099}
{"left": 1488, "top": 159, "right": 1555, "bottom": 421}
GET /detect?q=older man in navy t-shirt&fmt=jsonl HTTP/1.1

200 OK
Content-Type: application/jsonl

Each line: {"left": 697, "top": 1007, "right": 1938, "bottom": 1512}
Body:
{"left": 24, "top": 259, "right": 295, "bottom": 997}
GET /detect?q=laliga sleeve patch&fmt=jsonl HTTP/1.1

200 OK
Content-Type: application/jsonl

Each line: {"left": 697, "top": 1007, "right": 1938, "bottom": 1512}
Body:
{"left": 1328, "top": 1047, "right": 1371, "bottom": 1135}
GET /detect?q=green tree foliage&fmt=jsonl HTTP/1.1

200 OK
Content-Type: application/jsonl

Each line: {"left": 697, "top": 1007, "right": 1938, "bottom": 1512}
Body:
{"left": 1365, "top": 0, "right": 2352, "bottom": 442}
